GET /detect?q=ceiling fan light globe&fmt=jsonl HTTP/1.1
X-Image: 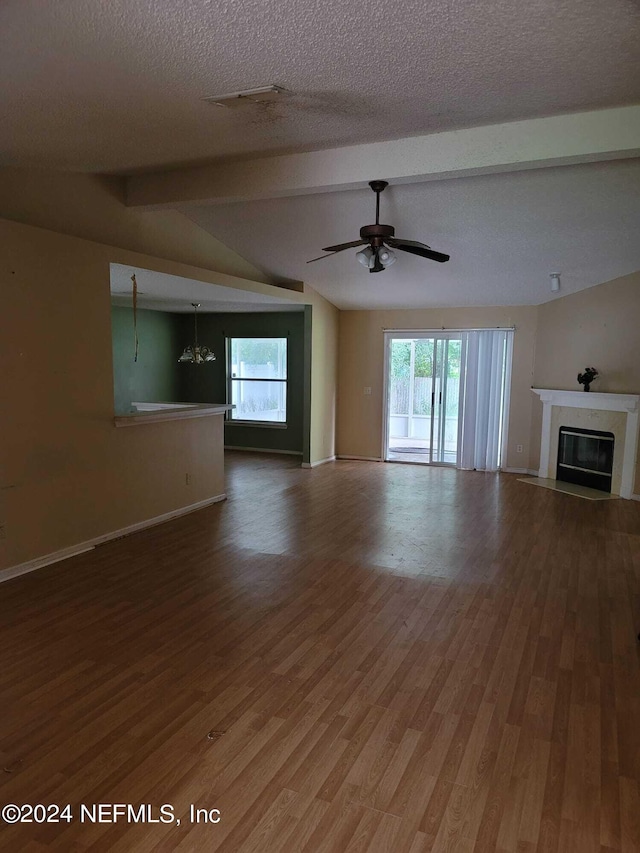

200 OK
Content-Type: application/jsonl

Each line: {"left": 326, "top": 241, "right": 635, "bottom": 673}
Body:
{"left": 378, "top": 248, "right": 396, "bottom": 267}
{"left": 356, "top": 246, "right": 374, "bottom": 268}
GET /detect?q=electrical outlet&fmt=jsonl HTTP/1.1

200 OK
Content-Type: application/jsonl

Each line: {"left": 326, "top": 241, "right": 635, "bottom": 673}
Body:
{"left": 516, "top": 444, "right": 523, "bottom": 453}
{"left": 363, "top": 387, "right": 372, "bottom": 396}
{"left": 186, "top": 473, "right": 191, "bottom": 485}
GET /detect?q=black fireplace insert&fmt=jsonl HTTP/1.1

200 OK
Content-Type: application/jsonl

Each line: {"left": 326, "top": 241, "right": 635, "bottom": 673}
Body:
{"left": 556, "top": 426, "right": 614, "bottom": 492}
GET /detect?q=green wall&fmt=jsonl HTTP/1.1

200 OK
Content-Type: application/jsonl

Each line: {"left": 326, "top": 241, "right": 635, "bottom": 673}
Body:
{"left": 176, "top": 311, "right": 305, "bottom": 453}
{"left": 111, "top": 306, "right": 181, "bottom": 414}
{"left": 111, "top": 307, "right": 305, "bottom": 453}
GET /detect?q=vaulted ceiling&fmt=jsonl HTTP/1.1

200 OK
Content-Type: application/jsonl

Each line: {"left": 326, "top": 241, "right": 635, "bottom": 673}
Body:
{"left": 2, "top": 0, "right": 640, "bottom": 309}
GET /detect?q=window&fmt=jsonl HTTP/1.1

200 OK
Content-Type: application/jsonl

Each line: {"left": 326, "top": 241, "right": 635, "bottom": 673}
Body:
{"left": 227, "top": 337, "right": 287, "bottom": 424}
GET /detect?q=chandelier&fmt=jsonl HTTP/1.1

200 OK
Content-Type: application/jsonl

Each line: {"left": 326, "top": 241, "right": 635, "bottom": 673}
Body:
{"left": 177, "top": 303, "right": 216, "bottom": 364}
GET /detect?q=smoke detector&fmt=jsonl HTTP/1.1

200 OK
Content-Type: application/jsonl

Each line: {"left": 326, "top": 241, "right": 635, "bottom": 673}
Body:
{"left": 203, "top": 85, "right": 291, "bottom": 108}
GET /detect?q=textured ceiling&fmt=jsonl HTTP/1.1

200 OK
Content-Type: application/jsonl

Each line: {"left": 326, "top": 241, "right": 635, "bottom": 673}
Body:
{"left": 1, "top": 0, "right": 639, "bottom": 173}
{"left": 181, "top": 159, "right": 640, "bottom": 309}
{"left": 2, "top": 0, "right": 640, "bottom": 310}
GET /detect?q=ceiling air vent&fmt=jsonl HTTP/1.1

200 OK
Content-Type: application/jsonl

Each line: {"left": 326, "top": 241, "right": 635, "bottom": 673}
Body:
{"left": 203, "top": 85, "right": 291, "bottom": 108}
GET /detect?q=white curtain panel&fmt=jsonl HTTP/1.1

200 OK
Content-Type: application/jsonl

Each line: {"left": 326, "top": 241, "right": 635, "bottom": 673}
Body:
{"left": 459, "top": 330, "right": 513, "bottom": 471}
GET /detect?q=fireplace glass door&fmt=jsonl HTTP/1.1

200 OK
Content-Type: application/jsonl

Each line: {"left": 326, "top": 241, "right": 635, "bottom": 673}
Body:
{"left": 556, "top": 427, "right": 614, "bottom": 492}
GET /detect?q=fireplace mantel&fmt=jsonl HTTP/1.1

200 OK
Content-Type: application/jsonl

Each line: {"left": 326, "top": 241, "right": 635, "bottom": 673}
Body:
{"left": 532, "top": 389, "right": 640, "bottom": 413}
{"left": 531, "top": 389, "right": 640, "bottom": 498}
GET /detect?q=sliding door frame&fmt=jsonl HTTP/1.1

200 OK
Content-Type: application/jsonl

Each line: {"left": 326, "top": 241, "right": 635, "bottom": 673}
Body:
{"left": 381, "top": 330, "right": 467, "bottom": 466}
{"left": 382, "top": 327, "right": 514, "bottom": 469}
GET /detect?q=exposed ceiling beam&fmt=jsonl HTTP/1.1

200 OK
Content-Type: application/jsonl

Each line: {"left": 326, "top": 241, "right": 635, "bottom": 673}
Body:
{"left": 126, "top": 106, "right": 640, "bottom": 209}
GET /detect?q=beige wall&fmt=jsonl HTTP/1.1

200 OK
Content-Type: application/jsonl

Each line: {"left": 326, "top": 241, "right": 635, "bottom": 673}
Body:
{"left": 533, "top": 269, "right": 640, "bottom": 492}
{"left": 0, "top": 218, "right": 338, "bottom": 571}
{"left": 309, "top": 295, "right": 339, "bottom": 464}
{"left": 337, "top": 306, "right": 538, "bottom": 470}
{"left": 0, "top": 167, "right": 271, "bottom": 284}
{"left": 0, "top": 221, "right": 220, "bottom": 570}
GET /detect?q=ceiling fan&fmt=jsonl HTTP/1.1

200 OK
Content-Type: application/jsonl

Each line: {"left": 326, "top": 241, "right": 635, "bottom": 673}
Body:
{"left": 307, "top": 180, "right": 450, "bottom": 273}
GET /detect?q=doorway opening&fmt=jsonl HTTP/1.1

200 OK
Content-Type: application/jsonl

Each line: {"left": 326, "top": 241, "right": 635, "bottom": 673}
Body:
{"left": 383, "top": 329, "right": 513, "bottom": 470}
{"left": 385, "top": 335, "right": 462, "bottom": 465}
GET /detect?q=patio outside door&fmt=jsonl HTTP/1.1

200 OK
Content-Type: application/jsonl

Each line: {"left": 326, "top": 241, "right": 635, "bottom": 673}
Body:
{"left": 384, "top": 334, "right": 464, "bottom": 466}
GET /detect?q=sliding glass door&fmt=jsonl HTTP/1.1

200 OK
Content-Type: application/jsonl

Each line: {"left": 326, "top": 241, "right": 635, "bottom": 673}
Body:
{"left": 384, "top": 329, "right": 514, "bottom": 470}
{"left": 384, "top": 334, "right": 464, "bottom": 466}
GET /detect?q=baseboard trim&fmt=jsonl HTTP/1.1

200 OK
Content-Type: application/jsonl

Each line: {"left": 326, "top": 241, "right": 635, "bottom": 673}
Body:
{"left": 0, "top": 493, "right": 226, "bottom": 586}
{"left": 224, "top": 446, "right": 302, "bottom": 456}
{"left": 301, "top": 455, "right": 336, "bottom": 469}
{"left": 337, "top": 455, "right": 383, "bottom": 462}
{"left": 503, "top": 467, "right": 530, "bottom": 474}
{"left": 0, "top": 544, "right": 97, "bottom": 585}
{"left": 631, "top": 493, "right": 640, "bottom": 502}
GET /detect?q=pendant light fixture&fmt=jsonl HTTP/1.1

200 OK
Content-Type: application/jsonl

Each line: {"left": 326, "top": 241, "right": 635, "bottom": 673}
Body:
{"left": 178, "top": 303, "right": 216, "bottom": 364}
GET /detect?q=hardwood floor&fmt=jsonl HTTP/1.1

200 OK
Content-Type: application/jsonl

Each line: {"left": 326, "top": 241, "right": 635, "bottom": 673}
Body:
{"left": 1, "top": 452, "right": 639, "bottom": 851}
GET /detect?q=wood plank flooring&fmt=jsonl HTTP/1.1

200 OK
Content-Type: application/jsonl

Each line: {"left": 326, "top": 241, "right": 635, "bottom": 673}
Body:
{"left": 1, "top": 452, "right": 639, "bottom": 851}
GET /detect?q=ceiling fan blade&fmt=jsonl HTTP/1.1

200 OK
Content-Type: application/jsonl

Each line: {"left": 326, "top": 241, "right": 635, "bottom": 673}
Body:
{"left": 307, "top": 239, "right": 369, "bottom": 263}
{"left": 389, "top": 238, "right": 450, "bottom": 263}
{"left": 306, "top": 252, "right": 339, "bottom": 263}
{"left": 322, "top": 239, "right": 368, "bottom": 252}
{"left": 386, "top": 237, "right": 430, "bottom": 250}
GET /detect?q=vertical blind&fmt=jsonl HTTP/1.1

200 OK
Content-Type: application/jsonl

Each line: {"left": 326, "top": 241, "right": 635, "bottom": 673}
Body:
{"left": 458, "top": 329, "right": 513, "bottom": 471}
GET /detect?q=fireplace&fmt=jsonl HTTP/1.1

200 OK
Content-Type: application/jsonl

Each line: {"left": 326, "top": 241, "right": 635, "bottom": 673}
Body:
{"left": 556, "top": 427, "right": 614, "bottom": 492}
{"left": 531, "top": 389, "right": 640, "bottom": 499}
